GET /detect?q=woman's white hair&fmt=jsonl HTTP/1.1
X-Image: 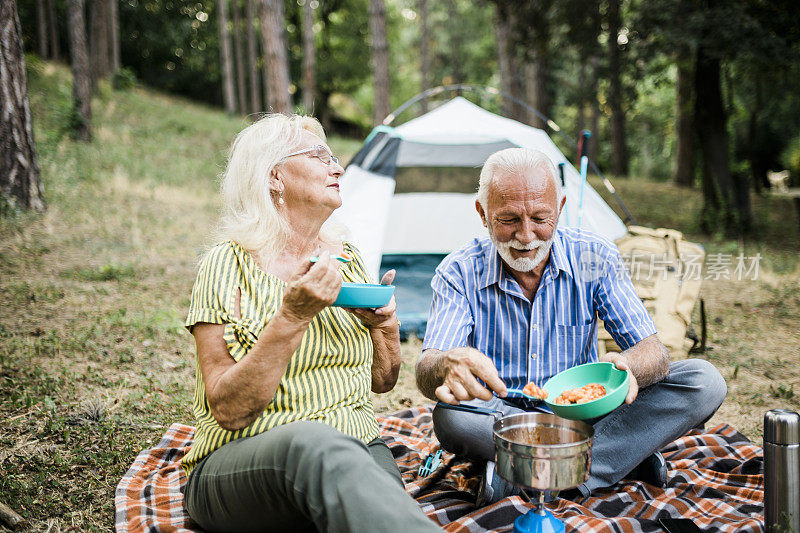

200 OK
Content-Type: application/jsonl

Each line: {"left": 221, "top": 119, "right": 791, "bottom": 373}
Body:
{"left": 212, "top": 113, "right": 326, "bottom": 266}
{"left": 476, "top": 148, "right": 565, "bottom": 208}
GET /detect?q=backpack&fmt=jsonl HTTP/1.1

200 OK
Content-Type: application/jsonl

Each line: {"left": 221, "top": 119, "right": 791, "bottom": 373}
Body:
{"left": 598, "top": 225, "right": 705, "bottom": 359}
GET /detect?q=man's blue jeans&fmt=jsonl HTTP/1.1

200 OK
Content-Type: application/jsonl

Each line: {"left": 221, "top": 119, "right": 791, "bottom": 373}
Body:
{"left": 431, "top": 359, "right": 727, "bottom": 496}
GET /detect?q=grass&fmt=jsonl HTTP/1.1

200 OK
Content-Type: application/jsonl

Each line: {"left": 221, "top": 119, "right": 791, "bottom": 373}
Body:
{"left": 591, "top": 174, "right": 800, "bottom": 440}
{"left": 1, "top": 60, "right": 799, "bottom": 531}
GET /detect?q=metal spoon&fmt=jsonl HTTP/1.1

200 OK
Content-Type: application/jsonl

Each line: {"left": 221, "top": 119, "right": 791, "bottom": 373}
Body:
{"left": 309, "top": 255, "right": 352, "bottom": 263}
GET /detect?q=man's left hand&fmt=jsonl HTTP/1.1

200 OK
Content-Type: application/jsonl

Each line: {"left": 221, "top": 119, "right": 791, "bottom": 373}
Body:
{"left": 602, "top": 352, "right": 638, "bottom": 404}
{"left": 345, "top": 270, "right": 398, "bottom": 330}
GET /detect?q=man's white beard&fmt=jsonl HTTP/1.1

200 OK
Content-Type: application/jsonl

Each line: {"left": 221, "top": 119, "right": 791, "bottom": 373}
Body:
{"left": 492, "top": 234, "right": 554, "bottom": 272}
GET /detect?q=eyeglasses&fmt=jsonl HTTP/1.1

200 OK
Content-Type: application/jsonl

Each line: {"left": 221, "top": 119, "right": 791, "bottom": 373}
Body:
{"left": 285, "top": 145, "right": 339, "bottom": 166}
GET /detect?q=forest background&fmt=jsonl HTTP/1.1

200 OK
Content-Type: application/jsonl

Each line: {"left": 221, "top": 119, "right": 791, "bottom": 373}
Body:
{"left": 12, "top": 0, "right": 800, "bottom": 232}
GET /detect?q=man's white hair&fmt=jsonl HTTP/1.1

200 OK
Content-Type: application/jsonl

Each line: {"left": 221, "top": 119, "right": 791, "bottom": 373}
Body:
{"left": 476, "top": 148, "right": 565, "bottom": 208}
{"left": 213, "top": 113, "right": 327, "bottom": 266}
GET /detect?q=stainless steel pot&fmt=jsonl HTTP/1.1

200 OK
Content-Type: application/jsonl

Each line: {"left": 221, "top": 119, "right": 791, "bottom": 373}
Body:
{"left": 435, "top": 403, "right": 594, "bottom": 492}
{"left": 493, "top": 412, "right": 594, "bottom": 491}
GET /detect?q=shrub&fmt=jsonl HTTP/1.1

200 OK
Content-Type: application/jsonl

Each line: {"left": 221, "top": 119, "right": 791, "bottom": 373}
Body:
{"left": 112, "top": 68, "right": 137, "bottom": 90}
{"left": 780, "top": 134, "right": 800, "bottom": 186}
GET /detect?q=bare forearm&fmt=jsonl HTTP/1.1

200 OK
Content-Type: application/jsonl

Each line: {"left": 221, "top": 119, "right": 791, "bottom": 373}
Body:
{"left": 613, "top": 334, "right": 670, "bottom": 388}
{"left": 208, "top": 310, "right": 310, "bottom": 429}
{"left": 370, "top": 324, "right": 401, "bottom": 393}
{"left": 415, "top": 349, "right": 446, "bottom": 400}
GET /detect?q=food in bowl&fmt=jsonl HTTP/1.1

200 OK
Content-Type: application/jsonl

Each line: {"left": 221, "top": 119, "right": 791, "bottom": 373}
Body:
{"left": 555, "top": 383, "right": 607, "bottom": 405}
{"left": 522, "top": 382, "right": 548, "bottom": 400}
{"left": 543, "top": 362, "right": 628, "bottom": 420}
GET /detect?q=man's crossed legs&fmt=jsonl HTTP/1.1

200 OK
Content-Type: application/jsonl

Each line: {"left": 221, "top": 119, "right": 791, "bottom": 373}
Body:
{"left": 432, "top": 359, "right": 727, "bottom": 498}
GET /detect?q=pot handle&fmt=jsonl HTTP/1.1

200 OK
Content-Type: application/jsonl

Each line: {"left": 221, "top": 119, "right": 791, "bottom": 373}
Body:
{"left": 435, "top": 401, "right": 503, "bottom": 420}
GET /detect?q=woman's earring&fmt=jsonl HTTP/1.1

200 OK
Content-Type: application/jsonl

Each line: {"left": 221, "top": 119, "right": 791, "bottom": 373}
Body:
{"left": 278, "top": 190, "right": 285, "bottom": 205}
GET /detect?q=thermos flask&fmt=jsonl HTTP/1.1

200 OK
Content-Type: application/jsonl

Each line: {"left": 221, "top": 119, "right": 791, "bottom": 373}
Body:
{"left": 763, "top": 409, "right": 799, "bottom": 532}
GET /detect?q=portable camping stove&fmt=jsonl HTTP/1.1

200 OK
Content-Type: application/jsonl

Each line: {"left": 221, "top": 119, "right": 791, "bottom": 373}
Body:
{"left": 492, "top": 413, "right": 594, "bottom": 533}
{"left": 512, "top": 490, "right": 567, "bottom": 533}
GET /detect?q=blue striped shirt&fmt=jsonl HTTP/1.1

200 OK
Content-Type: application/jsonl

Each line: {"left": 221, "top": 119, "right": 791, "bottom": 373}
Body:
{"left": 423, "top": 227, "right": 657, "bottom": 396}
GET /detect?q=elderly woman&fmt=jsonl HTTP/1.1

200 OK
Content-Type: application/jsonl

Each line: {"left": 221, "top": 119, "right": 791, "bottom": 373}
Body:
{"left": 182, "top": 114, "right": 440, "bottom": 533}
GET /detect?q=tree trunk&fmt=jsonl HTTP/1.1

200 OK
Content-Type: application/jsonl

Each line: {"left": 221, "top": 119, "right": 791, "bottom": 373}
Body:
{"left": 90, "top": 0, "right": 110, "bottom": 89}
{"left": 369, "top": 0, "right": 390, "bottom": 126}
{"left": 576, "top": 61, "right": 586, "bottom": 134}
{"left": 218, "top": 0, "right": 237, "bottom": 113}
{"left": 245, "top": 0, "right": 260, "bottom": 113}
{"left": 259, "top": 0, "right": 291, "bottom": 113}
{"left": 523, "top": 59, "right": 536, "bottom": 126}
{"left": 46, "top": 0, "right": 59, "bottom": 60}
{"left": 109, "top": 0, "right": 120, "bottom": 73}
{"left": 639, "top": 121, "right": 653, "bottom": 177}
{"left": 419, "top": 0, "right": 429, "bottom": 113}
{"left": 445, "top": 0, "right": 462, "bottom": 85}
{"left": 494, "top": 2, "right": 525, "bottom": 122}
{"left": 607, "top": 0, "right": 628, "bottom": 176}
{"left": 301, "top": 0, "right": 315, "bottom": 113}
{"left": 1, "top": 0, "right": 46, "bottom": 211}
{"left": 523, "top": 44, "right": 548, "bottom": 130}
{"left": 66, "top": 0, "right": 92, "bottom": 141}
{"left": 733, "top": 165, "right": 752, "bottom": 233}
{"left": 748, "top": 105, "right": 761, "bottom": 194}
{"left": 747, "top": 76, "right": 770, "bottom": 193}
{"left": 369, "top": 0, "right": 392, "bottom": 125}
{"left": 695, "top": 46, "right": 748, "bottom": 234}
{"left": 509, "top": 67, "right": 524, "bottom": 122}
{"left": 36, "top": 0, "right": 48, "bottom": 58}
{"left": 231, "top": 0, "right": 246, "bottom": 114}
{"left": 494, "top": 5, "right": 514, "bottom": 119}
{"left": 673, "top": 54, "right": 695, "bottom": 187}
{"left": 318, "top": 89, "right": 332, "bottom": 133}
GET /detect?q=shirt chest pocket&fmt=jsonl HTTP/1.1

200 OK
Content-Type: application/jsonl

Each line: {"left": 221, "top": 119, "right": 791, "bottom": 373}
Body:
{"left": 556, "top": 323, "right": 596, "bottom": 360}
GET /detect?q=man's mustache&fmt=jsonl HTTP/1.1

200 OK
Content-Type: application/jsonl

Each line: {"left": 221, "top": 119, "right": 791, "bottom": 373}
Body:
{"left": 496, "top": 239, "right": 549, "bottom": 251}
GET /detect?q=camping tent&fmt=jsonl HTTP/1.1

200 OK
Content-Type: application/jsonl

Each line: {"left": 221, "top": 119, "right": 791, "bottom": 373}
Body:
{"left": 332, "top": 96, "right": 628, "bottom": 335}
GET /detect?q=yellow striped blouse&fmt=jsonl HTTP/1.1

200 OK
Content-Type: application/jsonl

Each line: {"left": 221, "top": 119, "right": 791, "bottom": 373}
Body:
{"left": 181, "top": 240, "right": 380, "bottom": 474}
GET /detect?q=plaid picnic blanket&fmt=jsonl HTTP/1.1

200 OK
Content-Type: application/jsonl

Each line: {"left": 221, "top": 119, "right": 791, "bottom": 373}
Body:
{"left": 115, "top": 406, "right": 765, "bottom": 532}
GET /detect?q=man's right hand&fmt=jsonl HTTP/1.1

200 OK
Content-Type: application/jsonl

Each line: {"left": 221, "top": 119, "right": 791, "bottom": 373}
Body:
{"left": 435, "top": 347, "right": 507, "bottom": 404}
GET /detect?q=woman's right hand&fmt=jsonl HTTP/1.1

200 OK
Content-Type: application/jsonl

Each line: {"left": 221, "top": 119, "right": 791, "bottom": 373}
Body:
{"left": 280, "top": 251, "right": 342, "bottom": 323}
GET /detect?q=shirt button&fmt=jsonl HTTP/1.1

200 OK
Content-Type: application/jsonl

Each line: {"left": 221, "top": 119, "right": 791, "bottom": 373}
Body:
{"left": 533, "top": 324, "right": 538, "bottom": 330}
{"left": 531, "top": 353, "right": 538, "bottom": 359}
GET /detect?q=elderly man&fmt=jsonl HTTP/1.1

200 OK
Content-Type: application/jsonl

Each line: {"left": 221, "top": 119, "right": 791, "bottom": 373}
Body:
{"left": 415, "top": 148, "right": 727, "bottom": 503}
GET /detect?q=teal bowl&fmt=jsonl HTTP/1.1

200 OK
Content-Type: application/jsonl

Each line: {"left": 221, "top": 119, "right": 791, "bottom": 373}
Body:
{"left": 333, "top": 283, "right": 395, "bottom": 308}
{"left": 542, "top": 362, "right": 629, "bottom": 420}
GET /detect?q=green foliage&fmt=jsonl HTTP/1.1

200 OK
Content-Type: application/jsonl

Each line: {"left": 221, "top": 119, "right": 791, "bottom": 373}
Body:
{"left": 0, "top": 193, "right": 22, "bottom": 219}
{"left": 14, "top": 0, "right": 800, "bottom": 212}
{"left": 23, "top": 52, "right": 44, "bottom": 74}
{"left": 385, "top": 0, "right": 497, "bottom": 119}
{"left": 634, "top": 0, "right": 800, "bottom": 183}
{"left": 113, "top": 67, "right": 139, "bottom": 90}
{"left": 23, "top": 54, "right": 78, "bottom": 145}
{"left": 781, "top": 134, "right": 800, "bottom": 183}
{"left": 62, "top": 264, "right": 137, "bottom": 282}
{"left": 626, "top": 58, "right": 677, "bottom": 180}
{"left": 120, "top": 0, "right": 222, "bottom": 104}
{"left": 769, "top": 383, "right": 795, "bottom": 401}
{"left": 315, "top": 0, "right": 372, "bottom": 123}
